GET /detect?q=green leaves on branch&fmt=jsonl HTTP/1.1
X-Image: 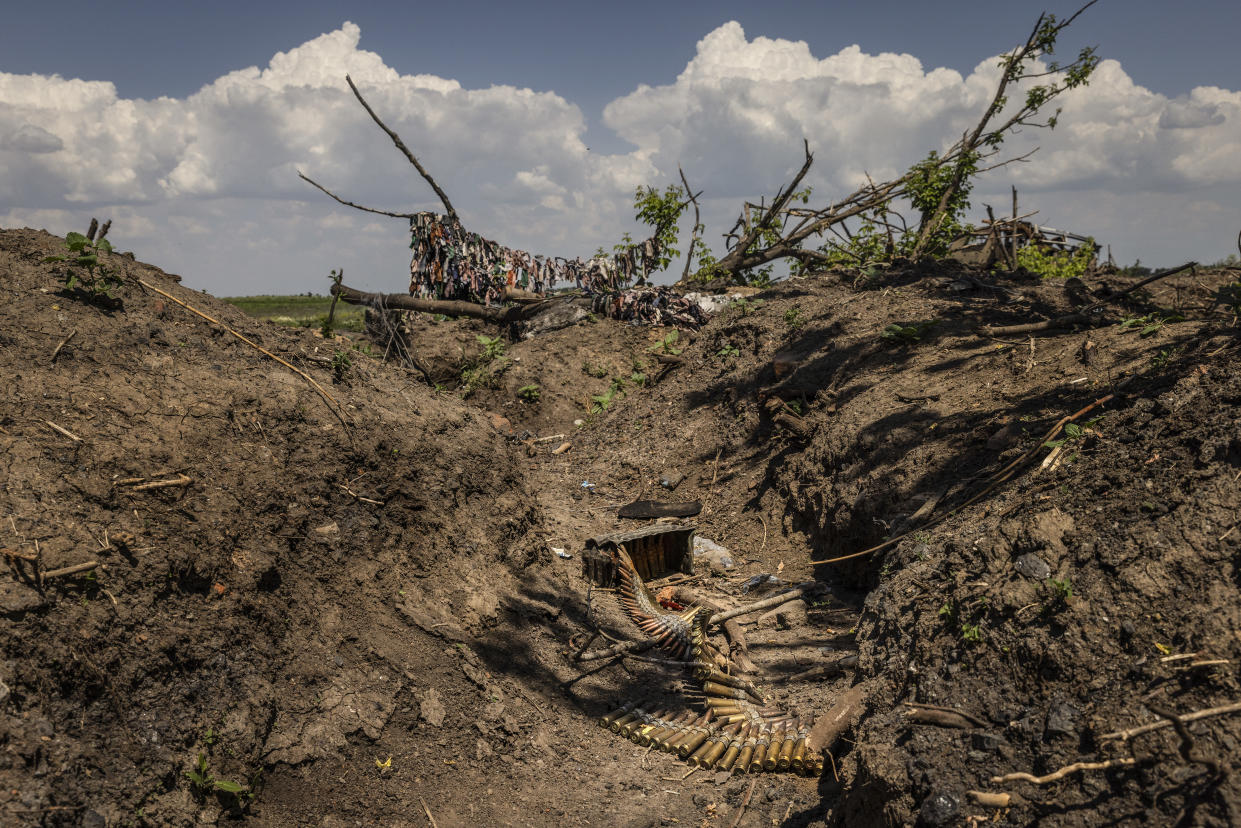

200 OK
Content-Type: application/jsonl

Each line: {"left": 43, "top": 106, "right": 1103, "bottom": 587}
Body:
{"left": 629, "top": 184, "right": 688, "bottom": 274}
{"left": 1015, "top": 239, "right": 1096, "bottom": 280}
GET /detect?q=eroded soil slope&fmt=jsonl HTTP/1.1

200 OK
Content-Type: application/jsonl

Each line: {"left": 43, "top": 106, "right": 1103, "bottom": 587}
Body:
{"left": 3, "top": 225, "right": 1241, "bottom": 827}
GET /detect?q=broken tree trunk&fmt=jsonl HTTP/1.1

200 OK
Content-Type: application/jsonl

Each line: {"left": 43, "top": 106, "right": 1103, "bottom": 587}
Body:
{"left": 330, "top": 282, "right": 591, "bottom": 324}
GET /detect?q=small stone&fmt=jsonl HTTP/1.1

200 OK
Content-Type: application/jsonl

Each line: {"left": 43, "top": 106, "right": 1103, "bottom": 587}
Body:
{"left": 692, "top": 537, "right": 734, "bottom": 572}
{"left": 659, "top": 471, "right": 685, "bottom": 490}
{"left": 420, "top": 688, "right": 447, "bottom": 727}
{"left": 1014, "top": 553, "right": 1051, "bottom": 580}
{"left": 1046, "top": 702, "right": 1080, "bottom": 739}
{"left": 986, "top": 422, "right": 1021, "bottom": 451}
{"left": 918, "top": 790, "right": 961, "bottom": 826}
{"left": 971, "top": 732, "right": 1003, "bottom": 752}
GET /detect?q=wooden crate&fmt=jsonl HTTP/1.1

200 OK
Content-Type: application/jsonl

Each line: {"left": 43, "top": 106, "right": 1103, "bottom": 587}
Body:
{"left": 581, "top": 524, "right": 696, "bottom": 587}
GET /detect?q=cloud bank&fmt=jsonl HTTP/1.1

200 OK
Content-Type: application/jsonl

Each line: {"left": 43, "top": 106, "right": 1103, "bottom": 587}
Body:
{"left": 1, "top": 21, "right": 1237, "bottom": 294}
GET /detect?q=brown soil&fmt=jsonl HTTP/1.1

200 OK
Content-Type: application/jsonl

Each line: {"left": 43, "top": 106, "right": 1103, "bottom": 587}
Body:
{"left": 2, "top": 226, "right": 1240, "bottom": 827}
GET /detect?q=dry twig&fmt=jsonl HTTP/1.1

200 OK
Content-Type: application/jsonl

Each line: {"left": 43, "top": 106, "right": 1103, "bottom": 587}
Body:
{"left": 43, "top": 560, "right": 99, "bottom": 579}
{"left": 130, "top": 474, "right": 192, "bottom": 492}
{"left": 418, "top": 796, "right": 440, "bottom": 828}
{"left": 50, "top": 328, "right": 76, "bottom": 363}
{"left": 1100, "top": 700, "right": 1241, "bottom": 741}
{"left": 991, "top": 757, "right": 1135, "bottom": 785}
{"left": 728, "top": 778, "right": 760, "bottom": 828}
{"left": 44, "top": 420, "right": 82, "bottom": 442}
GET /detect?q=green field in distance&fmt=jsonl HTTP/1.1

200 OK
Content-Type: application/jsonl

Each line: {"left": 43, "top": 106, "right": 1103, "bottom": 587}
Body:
{"left": 223, "top": 294, "right": 365, "bottom": 332}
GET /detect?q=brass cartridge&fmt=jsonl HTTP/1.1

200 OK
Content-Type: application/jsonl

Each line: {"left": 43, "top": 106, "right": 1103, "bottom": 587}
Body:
{"left": 623, "top": 708, "right": 667, "bottom": 741}
{"left": 717, "top": 725, "right": 750, "bottom": 772}
{"left": 763, "top": 723, "right": 785, "bottom": 770}
{"left": 789, "top": 738, "right": 807, "bottom": 772}
{"left": 687, "top": 731, "right": 718, "bottom": 766}
{"left": 746, "top": 726, "right": 772, "bottom": 772}
{"left": 776, "top": 730, "right": 797, "bottom": 770}
{"left": 702, "top": 681, "right": 753, "bottom": 701}
{"left": 697, "top": 723, "right": 740, "bottom": 769}
{"left": 666, "top": 713, "right": 710, "bottom": 753}
{"left": 609, "top": 710, "right": 641, "bottom": 733}
{"left": 598, "top": 701, "right": 636, "bottom": 728}
{"left": 679, "top": 728, "right": 712, "bottom": 759}
{"left": 642, "top": 711, "right": 691, "bottom": 747}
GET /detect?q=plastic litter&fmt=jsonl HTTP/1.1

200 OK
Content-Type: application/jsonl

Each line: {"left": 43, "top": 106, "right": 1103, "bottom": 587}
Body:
{"left": 551, "top": 547, "right": 572, "bottom": 559}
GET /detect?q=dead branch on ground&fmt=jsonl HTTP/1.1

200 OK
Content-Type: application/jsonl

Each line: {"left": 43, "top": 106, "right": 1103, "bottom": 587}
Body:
{"left": 1100, "top": 700, "right": 1241, "bottom": 741}
{"left": 991, "top": 757, "right": 1136, "bottom": 785}
{"left": 981, "top": 261, "right": 1198, "bottom": 337}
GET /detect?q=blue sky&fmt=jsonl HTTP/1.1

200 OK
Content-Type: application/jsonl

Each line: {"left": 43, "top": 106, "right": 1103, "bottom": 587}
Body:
{"left": 2, "top": 1, "right": 1239, "bottom": 294}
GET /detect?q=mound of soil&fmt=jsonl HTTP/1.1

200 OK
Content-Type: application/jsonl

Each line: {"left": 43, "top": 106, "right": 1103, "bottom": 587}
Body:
{"left": 3, "top": 225, "right": 1240, "bottom": 827}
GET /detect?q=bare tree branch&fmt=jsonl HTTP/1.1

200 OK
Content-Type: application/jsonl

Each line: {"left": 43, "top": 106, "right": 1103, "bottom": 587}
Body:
{"left": 297, "top": 171, "right": 419, "bottom": 219}
{"left": 704, "top": 3, "right": 1097, "bottom": 280}
{"left": 679, "top": 166, "right": 702, "bottom": 282}
{"left": 344, "top": 73, "right": 459, "bottom": 222}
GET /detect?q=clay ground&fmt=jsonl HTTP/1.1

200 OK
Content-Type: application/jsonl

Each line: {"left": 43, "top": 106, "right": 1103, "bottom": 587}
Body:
{"left": 2, "top": 226, "right": 1240, "bottom": 827}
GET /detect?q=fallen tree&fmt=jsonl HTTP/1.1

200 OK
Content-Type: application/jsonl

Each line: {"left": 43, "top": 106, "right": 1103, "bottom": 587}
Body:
{"left": 691, "top": 1, "right": 1100, "bottom": 283}
{"left": 302, "top": 3, "right": 1101, "bottom": 310}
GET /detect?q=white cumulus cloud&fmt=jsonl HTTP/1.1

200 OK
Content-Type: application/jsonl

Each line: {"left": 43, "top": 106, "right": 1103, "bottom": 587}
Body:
{"left": 1, "top": 20, "right": 1238, "bottom": 297}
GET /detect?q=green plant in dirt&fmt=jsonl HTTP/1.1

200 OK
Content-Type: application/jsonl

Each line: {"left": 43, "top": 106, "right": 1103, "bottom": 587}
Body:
{"left": 460, "top": 334, "right": 510, "bottom": 394}
{"left": 331, "top": 350, "right": 351, "bottom": 381}
{"left": 1048, "top": 577, "right": 1074, "bottom": 605}
{"left": 1043, "top": 414, "right": 1104, "bottom": 450}
{"left": 730, "top": 297, "right": 765, "bottom": 317}
{"left": 476, "top": 334, "right": 506, "bottom": 361}
{"left": 43, "top": 228, "right": 122, "bottom": 301}
{"left": 880, "top": 320, "right": 939, "bottom": 345}
{"left": 186, "top": 753, "right": 251, "bottom": 802}
{"left": 960, "top": 623, "right": 983, "bottom": 644}
{"left": 629, "top": 370, "right": 647, "bottom": 387}
{"left": 648, "top": 330, "right": 682, "bottom": 356}
{"left": 1118, "top": 312, "right": 1184, "bottom": 338}
{"left": 716, "top": 343, "right": 740, "bottom": 360}
{"left": 582, "top": 361, "right": 611, "bottom": 379}
{"left": 1016, "top": 240, "right": 1096, "bottom": 280}
{"left": 589, "top": 377, "right": 628, "bottom": 414}
{"left": 783, "top": 306, "right": 804, "bottom": 331}
{"left": 516, "top": 384, "right": 541, "bottom": 402}
{"left": 1150, "top": 347, "right": 1181, "bottom": 371}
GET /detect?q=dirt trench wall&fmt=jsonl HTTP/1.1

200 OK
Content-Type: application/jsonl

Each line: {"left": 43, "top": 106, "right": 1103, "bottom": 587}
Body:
{"left": 0, "top": 229, "right": 544, "bottom": 825}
